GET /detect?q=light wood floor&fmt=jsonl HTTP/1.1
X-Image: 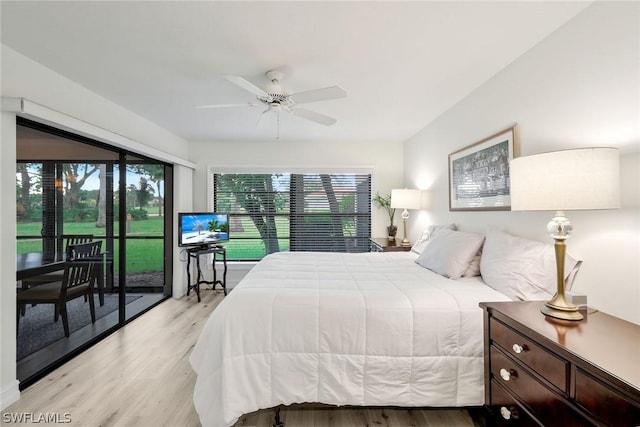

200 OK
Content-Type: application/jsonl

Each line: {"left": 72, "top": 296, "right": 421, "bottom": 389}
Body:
{"left": 3, "top": 289, "right": 483, "bottom": 427}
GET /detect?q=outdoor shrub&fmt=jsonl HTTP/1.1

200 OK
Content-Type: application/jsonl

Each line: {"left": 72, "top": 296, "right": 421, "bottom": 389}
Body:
{"left": 128, "top": 208, "right": 148, "bottom": 220}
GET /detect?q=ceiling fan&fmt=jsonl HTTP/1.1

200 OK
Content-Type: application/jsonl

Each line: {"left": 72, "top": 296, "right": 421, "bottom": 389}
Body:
{"left": 197, "top": 70, "right": 347, "bottom": 136}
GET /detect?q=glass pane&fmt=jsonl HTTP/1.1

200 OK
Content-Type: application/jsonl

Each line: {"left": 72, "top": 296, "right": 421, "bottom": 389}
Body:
{"left": 215, "top": 173, "right": 290, "bottom": 260}
{"left": 16, "top": 162, "right": 44, "bottom": 254}
{"left": 61, "top": 162, "right": 105, "bottom": 236}
{"left": 123, "top": 162, "right": 168, "bottom": 320}
{"left": 125, "top": 164, "right": 165, "bottom": 236}
{"left": 125, "top": 238, "right": 165, "bottom": 290}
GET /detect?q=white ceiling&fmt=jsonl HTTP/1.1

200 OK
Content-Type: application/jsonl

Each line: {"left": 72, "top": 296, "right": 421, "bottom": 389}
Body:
{"left": 1, "top": 1, "right": 590, "bottom": 144}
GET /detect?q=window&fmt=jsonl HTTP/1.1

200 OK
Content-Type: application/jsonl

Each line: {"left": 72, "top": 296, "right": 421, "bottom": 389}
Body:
{"left": 213, "top": 172, "right": 371, "bottom": 260}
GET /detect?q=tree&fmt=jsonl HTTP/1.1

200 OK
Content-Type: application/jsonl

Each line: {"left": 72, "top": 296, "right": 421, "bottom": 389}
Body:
{"left": 126, "top": 184, "right": 138, "bottom": 209}
{"left": 96, "top": 164, "right": 107, "bottom": 228}
{"left": 63, "top": 163, "right": 98, "bottom": 211}
{"left": 193, "top": 220, "right": 206, "bottom": 235}
{"left": 136, "top": 177, "right": 154, "bottom": 209}
{"left": 320, "top": 174, "right": 346, "bottom": 251}
{"left": 127, "top": 164, "right": 164, "bottom": 215}
{"left": 217, "top": 174, "right": 281, "bottom": 254}
{"left": 16, "top": 163, "right": 42, "bottom": 221}
{"left": 16, "top": 163, "right": 32, "bottom": 219}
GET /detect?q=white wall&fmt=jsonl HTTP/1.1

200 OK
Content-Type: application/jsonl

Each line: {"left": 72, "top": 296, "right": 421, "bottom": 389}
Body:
{"left": 189, "top": 139, "right": 404, "bottom": 237}
{"left": 0, "top": 46, "right": 193, "bottom": 408}
{"left": 0, "top": 112, "right": 19, "bottom": 409}
{"left": 404, "top": 2, "right": 640, "bottom": 324}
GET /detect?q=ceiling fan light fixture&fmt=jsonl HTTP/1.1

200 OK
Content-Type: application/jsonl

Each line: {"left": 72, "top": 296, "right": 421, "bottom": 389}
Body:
{"left": 268, "top": 103, "right": 282, "bottom": 113}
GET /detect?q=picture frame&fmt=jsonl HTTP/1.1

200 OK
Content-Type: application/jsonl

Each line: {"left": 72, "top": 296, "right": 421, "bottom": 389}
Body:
{"left": 448, "top": 124, "right": 519, "bottom": 211}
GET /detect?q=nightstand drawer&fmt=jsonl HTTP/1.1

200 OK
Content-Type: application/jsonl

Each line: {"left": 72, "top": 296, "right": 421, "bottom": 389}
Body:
{"left": 490, "top": 346, "right": 584, "bottom": 426}
{"left": 575, "top": 368, "right": 640, "bottom": 426}
{"left": 490, "top": 317, "right": 567, "bottom": 392}
{"left": 489, "top": 379, "right": 538, "bottom": 426}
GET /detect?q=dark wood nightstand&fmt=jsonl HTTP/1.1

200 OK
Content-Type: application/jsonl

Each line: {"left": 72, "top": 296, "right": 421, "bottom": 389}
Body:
{"left": 480, "top": 301, "right": 640, "bottom": 426}
{"left": 369, "top": 237, "right": 411, "bottom": 252}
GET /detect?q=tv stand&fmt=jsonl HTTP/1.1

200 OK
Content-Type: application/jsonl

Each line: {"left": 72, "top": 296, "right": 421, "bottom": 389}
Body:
{"left": 186, "top": 244, "right": 227, "bottom": 302}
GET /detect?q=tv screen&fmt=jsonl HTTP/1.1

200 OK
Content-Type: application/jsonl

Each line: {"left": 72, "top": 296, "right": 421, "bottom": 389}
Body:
{"left": 178, "top": 212, "right": 229, "bottom": 247}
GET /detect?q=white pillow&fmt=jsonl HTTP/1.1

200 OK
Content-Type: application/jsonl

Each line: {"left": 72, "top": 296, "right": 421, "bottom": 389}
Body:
{"left": 415, "top": 229, "right": 485, "bottom": 279}
{"left": 480, "top": 227, "right": 582, "bottom": 301}
{"left": 462, "top": 250, "right": 482, "bottom": 277}
{"left": 410, "top": 223, "right": 457, "bottom": 254}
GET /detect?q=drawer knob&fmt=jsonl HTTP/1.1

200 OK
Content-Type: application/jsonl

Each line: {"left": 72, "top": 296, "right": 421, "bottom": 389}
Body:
{"left": 500, "top": 406, "right": 512, "bottom": 420}
{"left": 500, "top": 368, "right": 517, "bottom": 381}
{"left": 512, "top": 343, "right": 525, "bottom": 354}
{"left": 500, "top": 406, "right": 520, "bottom": 420}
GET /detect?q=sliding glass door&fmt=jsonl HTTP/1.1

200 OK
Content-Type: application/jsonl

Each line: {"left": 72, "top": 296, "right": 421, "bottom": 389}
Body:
{"left": 16, "top": 119, "right": 173, "bottom": 387}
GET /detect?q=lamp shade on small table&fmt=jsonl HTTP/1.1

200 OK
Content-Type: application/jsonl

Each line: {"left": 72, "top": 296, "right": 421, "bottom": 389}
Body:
{"left": 510, "top": 147, "right": 620, "bottom": 320}
{"left": 390, "top": 189, "right": 421, "bottom": 246}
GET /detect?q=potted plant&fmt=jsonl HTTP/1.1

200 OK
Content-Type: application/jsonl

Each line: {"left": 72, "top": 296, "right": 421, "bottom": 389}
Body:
{"left": 373, "top": 192, "right": 397, "bottom": 239}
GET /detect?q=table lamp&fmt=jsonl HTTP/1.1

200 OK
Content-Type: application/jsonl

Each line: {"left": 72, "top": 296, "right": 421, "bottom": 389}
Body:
{"left": 510, "top": 147, "right": 620, "bottom": 321}
{"left": 390, "top": 189, "right": 421, "bottom": 246}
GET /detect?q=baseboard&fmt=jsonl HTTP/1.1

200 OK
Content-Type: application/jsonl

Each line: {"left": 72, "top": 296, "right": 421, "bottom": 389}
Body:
{"left": 1, "top": 380, "right": 20, "bottom": 410}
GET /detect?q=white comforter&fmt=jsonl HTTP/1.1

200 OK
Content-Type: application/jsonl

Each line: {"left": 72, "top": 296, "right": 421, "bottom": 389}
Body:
{"left": 189, "top": 251, "right": 510, "bottom": 427}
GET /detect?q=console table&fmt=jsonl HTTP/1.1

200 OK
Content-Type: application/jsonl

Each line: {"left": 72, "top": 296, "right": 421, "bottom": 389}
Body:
{"left": 186, "top": 245, "right": 227, "bottom": 302}
{"left": 480, "top": 301, "right": 640, "bottom": 426}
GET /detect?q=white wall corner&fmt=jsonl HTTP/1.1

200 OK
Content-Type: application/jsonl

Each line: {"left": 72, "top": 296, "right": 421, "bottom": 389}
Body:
{"left": 0, "top": 380, "right": 20, "bottom": 411}
{"left": 1, "top": 112, "right": 18, "bottom": 409}
{"left": 172, "top": 165, "right": 194, "bottom": 298}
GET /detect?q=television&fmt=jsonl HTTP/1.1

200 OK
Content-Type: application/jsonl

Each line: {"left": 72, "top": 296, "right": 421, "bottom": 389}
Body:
{"left": 178, "top": 212, "right": 229, "bottom": 247}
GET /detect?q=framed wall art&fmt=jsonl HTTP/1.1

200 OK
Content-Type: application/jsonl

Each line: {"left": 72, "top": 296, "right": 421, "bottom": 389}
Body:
{"left": 449, "top": 124, "right": 519, "bottom": 211}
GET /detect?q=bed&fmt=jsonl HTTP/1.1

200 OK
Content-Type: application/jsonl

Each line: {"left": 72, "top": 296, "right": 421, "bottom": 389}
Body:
{"left": 189, "top": 227, "right": 580, "bottom": 427}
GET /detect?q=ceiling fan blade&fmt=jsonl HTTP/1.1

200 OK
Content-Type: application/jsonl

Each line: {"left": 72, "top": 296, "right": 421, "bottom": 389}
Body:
{"left": 196, "top": 102, "right": 259, "bottom": 109}
{"left": 224, "top": 75, "right": 269, "bottom": 98}
{"left": 291, "top": 107, "right": 337, "bottom": 126}
{"left": 290, "top": 86, "right": 346, "bottom": 105}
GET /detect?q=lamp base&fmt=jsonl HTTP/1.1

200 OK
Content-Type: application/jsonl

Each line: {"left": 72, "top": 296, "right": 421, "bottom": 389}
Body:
{"left": 541, "top": 303, "right": 584, "bottom": 321}
{"left": 540, "top": 219, "right": 583, "bottom": 322}
{"left": 400, "top": 238, "right": 411, "bottom": 247}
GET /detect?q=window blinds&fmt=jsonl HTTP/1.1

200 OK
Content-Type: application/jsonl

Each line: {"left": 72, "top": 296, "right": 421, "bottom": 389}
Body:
{"left": 214, "top": 172, "right": 371, "bottom": 260}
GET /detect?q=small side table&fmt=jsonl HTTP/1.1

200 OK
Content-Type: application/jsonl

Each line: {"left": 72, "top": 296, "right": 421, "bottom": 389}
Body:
{"left": 186, "top": 245, "right": 227, "bottom": 302}
{"left": 369, "top": 237, "right": 412, "bottom": 252}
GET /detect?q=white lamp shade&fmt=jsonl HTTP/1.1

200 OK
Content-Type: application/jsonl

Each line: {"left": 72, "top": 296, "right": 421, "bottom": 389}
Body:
{"left": 510, "top": 148, "right": 620, "bottom": 211}
{"left": 390, "top": 189, "right": 421, "bottom": 209}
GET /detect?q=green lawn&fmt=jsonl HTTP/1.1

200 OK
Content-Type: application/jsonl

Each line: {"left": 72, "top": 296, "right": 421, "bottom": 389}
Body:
{"left": 17, "top": 218, "right": 165, "bottom": 274}
{"left": 17, "top": 216, "right": 164, "bottom": 238}
{"left": 16, "top": 215, "right": 352, "bottom": 270}
{"left": 16, "top": 217, "right": 282, "bottom": 272}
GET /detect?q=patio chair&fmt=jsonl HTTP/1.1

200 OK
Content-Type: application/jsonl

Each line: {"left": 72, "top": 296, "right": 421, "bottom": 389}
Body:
{"left": 20, "top": 235, "right": 104, "bottom": 308}
{"left": 17, "top": 241, "right": 102, "bottom": 337}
